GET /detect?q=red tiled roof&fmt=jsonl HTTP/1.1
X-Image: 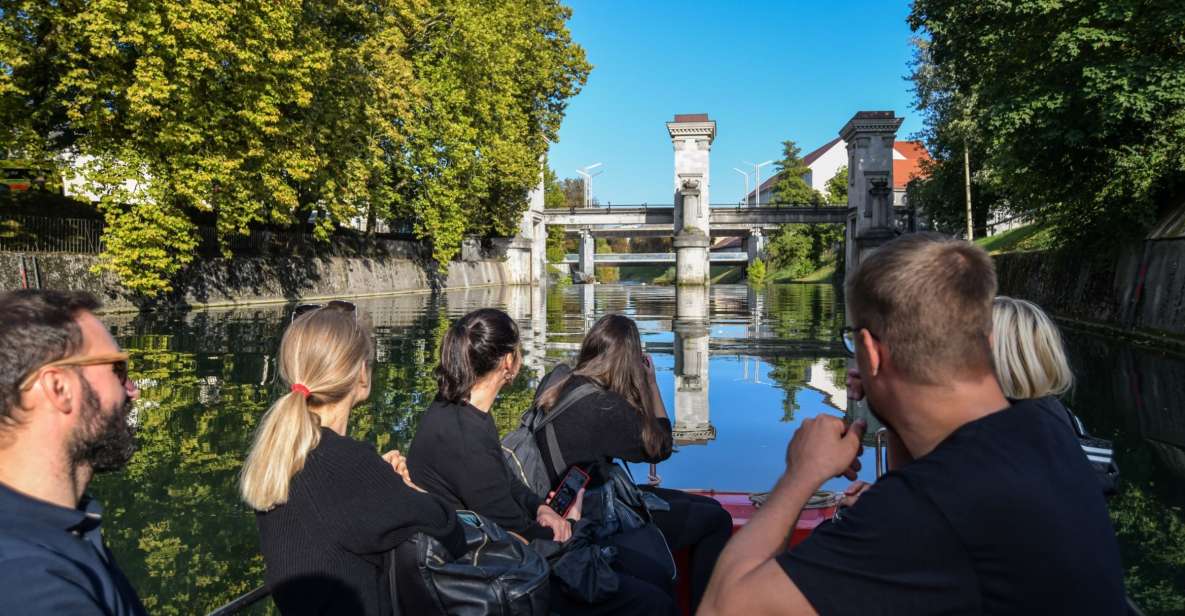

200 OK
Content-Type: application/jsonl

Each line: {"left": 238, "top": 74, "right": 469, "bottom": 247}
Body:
{"left": 802, "top": 137, "right": 842, "bottom": 166}
{"left": 744, "top": 139, "right": 932, "bottom": 199}
{"left": 892, "top": 141, "right": 931, "bottom": 189}
{"left": 673, "top": 113, "right": 710, "bottom": 123}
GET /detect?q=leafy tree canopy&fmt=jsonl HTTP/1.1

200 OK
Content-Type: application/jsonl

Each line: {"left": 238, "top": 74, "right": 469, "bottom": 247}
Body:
{"left": 0, "top": 0, "right": 590, "bottom": 294}
{"left": 908, "top": 0, "right": 1185, "bottom": 250}
{"left": 771, "top": 140, "right": 824, "bottom": 206}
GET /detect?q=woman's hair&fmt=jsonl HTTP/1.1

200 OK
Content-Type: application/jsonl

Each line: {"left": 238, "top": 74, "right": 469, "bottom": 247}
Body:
{"left": 537, "top": 314, "right": 670, "bottom": 458}
{"left": 991, "top": 296, "right": 1073, "bottom": 400}
{"left": 435, "top": 308, "right": 520, "bottom": 404}
{"left": 240, "top": 305, "right": 373, "bottom": 511}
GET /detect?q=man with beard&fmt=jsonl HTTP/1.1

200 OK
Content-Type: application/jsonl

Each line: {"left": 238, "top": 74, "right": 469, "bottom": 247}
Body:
{"left": 700, "top": 234, "right": 1125, "bottom": 615}
{"left": 0, "top": 289, "right": 146, "bottom": 615}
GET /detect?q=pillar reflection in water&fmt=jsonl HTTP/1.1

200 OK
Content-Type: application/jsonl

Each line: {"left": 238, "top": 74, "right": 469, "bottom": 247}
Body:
{"left": 672, "top": 285, "right": 715, "bottom": 445}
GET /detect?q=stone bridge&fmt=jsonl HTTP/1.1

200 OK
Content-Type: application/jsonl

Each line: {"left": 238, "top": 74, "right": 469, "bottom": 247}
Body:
{"left": 501, "top": 110, "right": 914, "bottom": 286}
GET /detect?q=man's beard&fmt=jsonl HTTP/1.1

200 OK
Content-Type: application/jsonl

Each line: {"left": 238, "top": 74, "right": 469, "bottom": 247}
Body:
{"left": 69, "top": 378, "right": 138, "bottom": 473}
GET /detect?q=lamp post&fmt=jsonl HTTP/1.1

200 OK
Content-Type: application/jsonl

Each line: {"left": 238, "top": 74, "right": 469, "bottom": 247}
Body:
{"left": 576, "top": 162, "right": 603, "bottom": 207}
{"left": 733, "top": 168, "right": 751, "bottom": 207}
{"left": 743, "top": 160, "right": 775, "bottom": 207}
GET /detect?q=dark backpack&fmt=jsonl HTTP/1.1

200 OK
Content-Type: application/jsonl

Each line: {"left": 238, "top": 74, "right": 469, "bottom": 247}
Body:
{"left": 388, "top": 511, "right": 550, "bottom": 616}
{"left": 501, "top": 370, "right": 600, "bottom": 496}
{"left": 1039, "top": 397, "right": 1120, "bottom": 496}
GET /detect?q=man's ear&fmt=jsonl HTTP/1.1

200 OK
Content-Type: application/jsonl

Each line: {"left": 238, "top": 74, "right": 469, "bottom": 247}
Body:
{"left": 858, "top": 329, "right": 882, "bottom": 378}
{"left": 33, "top": 369, "right": 77, "bottom": 416}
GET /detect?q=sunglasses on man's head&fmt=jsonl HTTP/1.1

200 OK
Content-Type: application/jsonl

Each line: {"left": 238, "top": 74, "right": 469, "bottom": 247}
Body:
{"left": 292, "top": 300, "right": 357, "bottom": 323}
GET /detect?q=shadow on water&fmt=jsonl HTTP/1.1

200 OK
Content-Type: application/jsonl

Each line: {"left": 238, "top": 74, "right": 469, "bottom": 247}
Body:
{"left": 89, "top": 284, "right": 1184, "bottom": 615}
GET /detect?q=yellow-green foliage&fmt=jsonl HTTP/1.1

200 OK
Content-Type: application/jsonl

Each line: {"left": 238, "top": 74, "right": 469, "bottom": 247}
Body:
{"left": 747, "top": 258, "right": 767, "bottom": 285}
{"left": 0, "top": 0, "right": 590, "bottom": 295}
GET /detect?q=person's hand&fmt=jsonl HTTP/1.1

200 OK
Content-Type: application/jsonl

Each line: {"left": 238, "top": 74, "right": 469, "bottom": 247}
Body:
{"left": 846, "top": 367, "right": 864, "bottom": 402}
{"left": 565, "top": 488, "right": 585, "bottom": 522}
{"left": 536, "top": 505, "right": 573, "bottom": 542}
{"left": 840, "top": 480, "right": 872, "bottom": 508}
{"left": 383, "top": 449, "right": 427, "bottom": 493}
{"left": 642, "top": 353, "right": 658, "bottom": 384}
{"left": 785, "top": 416, "right": 866, "bottom": 487}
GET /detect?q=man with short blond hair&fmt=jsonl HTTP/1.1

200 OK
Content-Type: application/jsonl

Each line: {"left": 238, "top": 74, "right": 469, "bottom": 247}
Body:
{"left": 0, "top": 289, "right": 147, "bottom": 615}
{"left": 701, "top": 233, "right": 1125, "bottom": 615}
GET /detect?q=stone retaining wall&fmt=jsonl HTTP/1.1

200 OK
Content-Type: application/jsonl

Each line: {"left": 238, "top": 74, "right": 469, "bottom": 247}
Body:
{"left": 0, "top": 239, "right": 517, "bottom": 312}
{"left": 995, "top": 238, "right": 1185, "bottom": 342}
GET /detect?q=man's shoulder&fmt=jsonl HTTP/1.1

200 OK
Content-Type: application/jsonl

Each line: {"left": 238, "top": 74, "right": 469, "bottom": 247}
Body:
{"left": 0, "top": 535, "right": 105, "bottom": 604}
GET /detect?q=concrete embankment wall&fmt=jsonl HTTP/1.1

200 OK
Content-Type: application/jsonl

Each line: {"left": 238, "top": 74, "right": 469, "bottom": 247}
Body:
{"left": 994, "top": 238, "right": 1185, "bottom": 344}
{"left": 0, "top": 239, "right": 515, "bottom": 312}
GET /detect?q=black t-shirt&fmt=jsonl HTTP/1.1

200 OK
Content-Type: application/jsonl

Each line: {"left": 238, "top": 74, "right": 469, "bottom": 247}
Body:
{"left": 533, "top": 366, "right": 673, "bottom": 487}
{"left": 408, "top": 399, "right": 552, "bottom": 541}
{"left": 777, "top": 399, "right": 1126, "bottom": 615}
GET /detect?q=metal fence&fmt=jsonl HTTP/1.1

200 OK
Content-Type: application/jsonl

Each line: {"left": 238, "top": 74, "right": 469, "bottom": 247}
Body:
{"left": 0, "top": 215, "right": 103, "bottom": 253}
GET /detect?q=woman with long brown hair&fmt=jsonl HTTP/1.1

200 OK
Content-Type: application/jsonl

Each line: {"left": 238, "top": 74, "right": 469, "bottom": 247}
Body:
{"left": 534, "top": 313, "right": 733, "bottom": 613}
{"left": 241, "top": 302, "right": 465, "bottom": 616}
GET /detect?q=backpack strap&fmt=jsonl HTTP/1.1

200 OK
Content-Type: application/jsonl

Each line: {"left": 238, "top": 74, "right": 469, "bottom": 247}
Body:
{"left": 534, "top": 382, "right": 600, "bottom": 477}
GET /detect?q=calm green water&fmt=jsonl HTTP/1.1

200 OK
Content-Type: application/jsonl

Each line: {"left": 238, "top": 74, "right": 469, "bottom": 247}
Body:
{"left": 89, "top": 284, "right": 1185, "bottom": 615}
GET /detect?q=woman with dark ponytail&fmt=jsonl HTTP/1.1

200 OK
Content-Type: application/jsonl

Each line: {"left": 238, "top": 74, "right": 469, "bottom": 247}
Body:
{"left": 242, "top": 303, "right": 466, "bottom": 616}
{"left": 534, "top": 313, "right": 733, "bottom": 613}
{"left": 407, "top": 308, "right": 676, "bottom": 616}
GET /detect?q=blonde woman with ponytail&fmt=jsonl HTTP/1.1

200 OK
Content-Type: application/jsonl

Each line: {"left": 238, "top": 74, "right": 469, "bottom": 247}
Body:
{"left": 241, "top": 302, "right": 466, "bottom": 616}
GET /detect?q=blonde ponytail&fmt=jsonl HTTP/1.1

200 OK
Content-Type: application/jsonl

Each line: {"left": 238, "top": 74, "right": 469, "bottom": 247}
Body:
{"left": 239, "top": 392, "right": 323, "bottom": 510}
{"left": 240, "top": 305, "right": 373, "bottom": 511}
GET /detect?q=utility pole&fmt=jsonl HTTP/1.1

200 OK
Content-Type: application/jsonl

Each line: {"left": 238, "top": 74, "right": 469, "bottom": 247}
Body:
{"left": 577, "top": 162, "right": 603, "bottom": 207}
{"left": 733, "top": 168, "right": 751, "bottom": 207}
{"left": 963, "top": 146, "right": 973, "bottom": 241}
{"left": 744, "top": 160, "right": 774, "bottom": 207}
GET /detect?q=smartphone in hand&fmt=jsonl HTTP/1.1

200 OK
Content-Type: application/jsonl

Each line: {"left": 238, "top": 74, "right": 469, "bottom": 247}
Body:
{"left": 548, "top": 465, "right": 590, "bottom": 518}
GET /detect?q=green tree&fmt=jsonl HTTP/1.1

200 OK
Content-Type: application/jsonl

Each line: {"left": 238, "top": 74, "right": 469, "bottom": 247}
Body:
{"left": 0, "top": 0, "right": 590, "bottom": 295}
{"left": 771, "top": 140, "right": 824, "bottom": 206}
{"left": 825, "top": 166, "right": 848, "bottom": 205}
{"left": 543, "top": 168, "right": 568, "bottom": 263}
{"left": 908, "top": 0, "right": 1185, "bottom": 250}
{"left": 747, "top": 258, "right": 767, "bottom": 285}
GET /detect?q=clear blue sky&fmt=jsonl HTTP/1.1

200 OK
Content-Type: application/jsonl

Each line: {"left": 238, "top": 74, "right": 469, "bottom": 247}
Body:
{"left": 548, "top": 1, "right": 923, "bottom": 205}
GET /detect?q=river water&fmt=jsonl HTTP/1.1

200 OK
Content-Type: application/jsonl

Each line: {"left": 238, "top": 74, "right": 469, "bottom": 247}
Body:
{"left": 89, "top": 283, "right": 1185, "bottom": 615}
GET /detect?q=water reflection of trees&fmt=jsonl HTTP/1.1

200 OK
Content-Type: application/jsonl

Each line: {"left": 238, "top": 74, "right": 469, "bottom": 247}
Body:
{"left": 762, "top": 284, "right": 847, "bottom": 422}
{"left": 90, "top": 298, "right": 541, "bottom": 614}
{"left": 1063, "top": 334, "right": 1185, "bottom": 615}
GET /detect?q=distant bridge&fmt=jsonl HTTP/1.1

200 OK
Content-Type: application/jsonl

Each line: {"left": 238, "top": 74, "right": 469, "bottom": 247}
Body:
{"left": 561, "top": 251, "right": 749, "bottom": 265}
{"left": 544, "top": 205, "right": 856, "bottom": 237}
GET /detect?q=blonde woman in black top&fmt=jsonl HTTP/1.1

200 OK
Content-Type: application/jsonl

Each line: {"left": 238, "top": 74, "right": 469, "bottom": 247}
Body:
{"left": 241, "top": 303, "right": 465, "bottom": 616}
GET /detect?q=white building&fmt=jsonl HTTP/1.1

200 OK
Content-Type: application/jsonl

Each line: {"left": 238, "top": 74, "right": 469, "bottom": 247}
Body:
{"left": 745, "top": 139, "right": 931, "bottom": 207}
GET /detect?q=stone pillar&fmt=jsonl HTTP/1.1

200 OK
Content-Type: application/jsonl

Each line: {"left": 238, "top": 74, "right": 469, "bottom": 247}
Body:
{"left": 574, "top": 229, "right": 596, "bottom": 283}
{"left": 673, "top": 285, "right": 714, "bottom": 444}
{"left": 506, "top": 160, "right": 548, "bottom": 285}
{"left": 746, "top": 227, "right": 766, "bottom": 263}
{"left": 666, "top": 114, "right": 716, "bottom": 286}
{"left": 840, "top": 111, "right": 904, "bottom": 276}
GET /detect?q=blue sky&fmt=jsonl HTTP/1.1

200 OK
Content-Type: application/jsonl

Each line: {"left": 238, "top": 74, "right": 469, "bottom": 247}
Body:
{"left": 547, "top": 1, "right": 923, "bottom": 205}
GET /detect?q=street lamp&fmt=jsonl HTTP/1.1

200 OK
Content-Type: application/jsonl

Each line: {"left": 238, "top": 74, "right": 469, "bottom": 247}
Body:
{"left": 576, "top": 162, "right": 603, "bottom": 207}
{"left": 744, "top": 160, "right": 775, "bottom": 207}
{"left": 733, "top": 168, "right": 751, "bottom": 207}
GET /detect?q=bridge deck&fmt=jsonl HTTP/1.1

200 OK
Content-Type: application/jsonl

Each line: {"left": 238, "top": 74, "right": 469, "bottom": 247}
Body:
{"left": 562, "top": 251, "right": 749, "bottom": 264}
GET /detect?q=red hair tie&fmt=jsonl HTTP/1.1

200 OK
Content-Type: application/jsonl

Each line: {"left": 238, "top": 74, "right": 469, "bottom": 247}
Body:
{"left": 291, "top": 383, "right": 311, "bottom": 399}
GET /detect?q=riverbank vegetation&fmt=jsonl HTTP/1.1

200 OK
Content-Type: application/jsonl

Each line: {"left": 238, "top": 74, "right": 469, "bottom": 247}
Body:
{"left": 763, "top": 144, "right": 846, "bottom": 283}
{"left": 907, "top": 0, "right": 1185, "bottom": 252}
{"left": 0, "top": 1, "right": 590, "bottom": 295}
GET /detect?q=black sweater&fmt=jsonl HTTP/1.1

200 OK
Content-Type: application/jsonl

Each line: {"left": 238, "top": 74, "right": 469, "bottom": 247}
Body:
{"left": 407, "top": 399, "right": 552, "bottom": 541}
{"left": 534, "top": 367, "right": 673, "bottom": 487}
{"left": 256, "top": 428, "right": 465, "bottom": 616}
